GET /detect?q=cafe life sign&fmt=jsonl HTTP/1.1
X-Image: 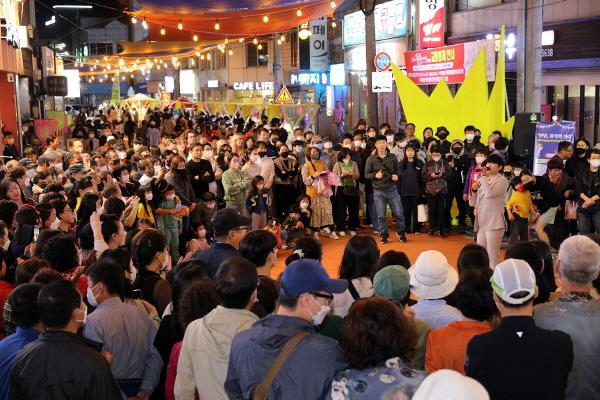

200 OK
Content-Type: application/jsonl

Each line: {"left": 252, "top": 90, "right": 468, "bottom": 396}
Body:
{"left": 233, "top": 82, "right": 275, "bottom": 91}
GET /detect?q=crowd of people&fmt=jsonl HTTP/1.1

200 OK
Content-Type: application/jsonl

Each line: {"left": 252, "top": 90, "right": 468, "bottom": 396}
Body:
{"left": 0, "top": 105, "right": 598, "bottom": 400}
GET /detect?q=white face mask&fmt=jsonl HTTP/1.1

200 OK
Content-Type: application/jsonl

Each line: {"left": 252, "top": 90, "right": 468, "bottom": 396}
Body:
{"left": 295, "top": 146, "right": 304, "bottom": 154}
{"left": 399, "top": 141, "right": 407, "bottom": 148}
{"left": 121, "top": 174, "right": 130, "bottom": 183}
{"left": 75, "top": 305, "right": 87, "bottom": 325}
{"left": 32, "top": 184, "right": 43, "bottom": 194}
{"left": 465, "top": 133, "right": 475, "bottom": 141}
{"left": 99, "top": 165, "right": 109, "bottom": 172}
{"left": 353, "top": 140, "right": 362, "bottom": 148}
{"left": 300, "top": 201, "right": 309, "bottom": 209}
{"left": 127, "top": 262, "right": 137, "bottom": 284}
{"left": 50, "top": 218, "right": 61, "bottom": 230}
{"left": 342, "top": 144, "right": 352, "bottom": 149}
{"left": 118, "top": 152, "right": 127, "bottom": 160}
{"left": 250, "top": 154, "right": 259, "bottom": 163}
{"left": 307, "top": 295, "right": 329, "bottom": 326}
{"left": 513, "top": 169, "right": 522, "bottom": 177}
{"left": 475, "top": 155, "right": 486, "bottom": 165}
{"left": 203, "top": 150, "right": 213, "bottom": 158}
{"left": 86, "top": 283, "right": 99, "bottom": 307}
{"left": 324, "top": 142, "right": 333, "bottom": 149}
{"left": 386, "top": 135, "right": 394, "bottom": 144}
{"left": 2, "top": 238, "right": 10, "bottom": 251}
{"left": 55, "top": 163, "right": 63, "bottom": 171}
{"left": 432, "top": 156, "right": 442, "bottom": 162}
{"left": 591, "top": 159, "right": 600, "bottom": 168}
{"left": 198, "top": 229, "right": 207, "bottom": 238}
{"left": 360, "top": 142, "right": 367, "bottom": 149}
{"left": 145, "top": 193, "right": 153, "bottom": 201}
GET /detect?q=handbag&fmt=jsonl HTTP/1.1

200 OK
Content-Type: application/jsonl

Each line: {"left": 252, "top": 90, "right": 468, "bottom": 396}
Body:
{"left": 418, "top": 204, "right": 429, "bottom": 223}
{"left": 425, "top": 179, "right": 446, "bottom": 196}
{"left": 564, "top": 200, "right": 578, "bottom": 220}
{"left": 252, "top": 331, "right": 309, "bottom": 400}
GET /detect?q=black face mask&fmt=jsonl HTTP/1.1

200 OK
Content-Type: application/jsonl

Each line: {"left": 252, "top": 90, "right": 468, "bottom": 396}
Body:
{"left": 280, "top": 152, "right": 289, "bottom": 158}
{"left": 503, "top": 171, "right": 512, "bottom": 178}
{"left": 438, "top": 133, "right": 448, "bottom": 140}
{"left": 575, "top": 147, "right": 587, "bottom": 156}
{"left": 524, "top": 181, "right": 535, "bottom": 191}
{"left": 258, "top": 151, "right": 267, "bottom": 158}
{"left": 452, "top": 147, "right": 462, "bottom": 154}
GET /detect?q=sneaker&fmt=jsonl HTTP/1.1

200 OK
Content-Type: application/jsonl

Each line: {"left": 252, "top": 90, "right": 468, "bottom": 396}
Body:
{"left": 415, "top": 231, "right": 422, "bottom": 236}
{"left": 321, "top": 227, "right": 331, "bottom": 234}
{"left": 373, "top": 230, "right": 380, "bottom": 235}
{"left": 330, "top": 232, "right": 340, "bottom": 240}
{"left": 338, "top": 231, "right": 346, "bottom": 237}
{"left": 380, "top": 236, "right": 389, "bottom": 244}
{"left": 349, "top": 230, "right": 357, "bottom": 236}
{"left": 397, "top": 233, "right": 407, "bottom": 243}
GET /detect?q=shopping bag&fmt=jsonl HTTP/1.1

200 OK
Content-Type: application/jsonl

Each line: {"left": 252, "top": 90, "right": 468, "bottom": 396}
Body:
{"left": 418, "top": 204, "right": 428, "bottom": 223}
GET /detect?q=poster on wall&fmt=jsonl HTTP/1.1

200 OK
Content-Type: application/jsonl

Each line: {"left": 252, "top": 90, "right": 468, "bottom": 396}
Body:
{"left": 404, "top": 39, "right": 495, "bottom": 85}
{"left": 419, "top": 0, "right": 445, "bottom": 49}
{"left": 342, "top": 0, "right": 408, "bottom": 47}
{"left": 309, "top": 17, "right": 329, "bottom": 71}
{"left": 533, "top": 121, "right": 576, "bottom": 176}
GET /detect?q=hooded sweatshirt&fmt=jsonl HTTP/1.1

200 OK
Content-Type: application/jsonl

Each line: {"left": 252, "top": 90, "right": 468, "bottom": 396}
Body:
{"left": 174, "top": 306, "right": 258, "bottom": 400}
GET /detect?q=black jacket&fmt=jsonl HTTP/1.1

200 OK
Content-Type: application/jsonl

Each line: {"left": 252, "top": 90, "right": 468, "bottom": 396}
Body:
{"left": 398, "top": 158, "right": 424, "bottom": 197}
{"left": 10, "top": 330, "right": 122, "bottom": 400}
{"left": 364, "top": 152, "right": 399, "bottom": 191}
{"left": 466, "top": 316, "right": 573, "bottom": 400}
{"left": 529, "top": 175, "right": 561, "bottom": 214}
{"left": 187, "top": 158, "right": 215, "bottom": 199}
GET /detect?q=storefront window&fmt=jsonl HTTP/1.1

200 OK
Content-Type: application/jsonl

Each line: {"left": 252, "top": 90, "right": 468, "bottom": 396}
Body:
{"left": 583, "top": 86, "right": 596, "bottom": 143}
{"left": 568, "top": 85, "right": 581, "bottom": 136}
{"left": 246, "top": 42, "right": 269, "bottom": 67}
{"left": 554, "top": 86, "right": 565, "bottom": 120}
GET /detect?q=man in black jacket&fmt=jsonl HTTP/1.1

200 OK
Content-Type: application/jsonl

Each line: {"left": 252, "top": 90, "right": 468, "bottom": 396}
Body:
{"left": 445, "top": 139, "right": 470, "bottom": 232}
{"left": 466, "top": 259, "right": 573, "bottom": 400}
{"left": 364, "top": 135, "right": 407, "bottom": 244}
{"left": 11, "top": 280, "right": 122, "bottom": 400}
{"left": 187, "top": 142, "right": 215, "bottom": 199}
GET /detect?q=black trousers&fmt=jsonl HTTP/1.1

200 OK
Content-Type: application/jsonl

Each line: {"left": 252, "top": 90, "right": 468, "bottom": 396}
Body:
{"left": 508, "top": 215, "right": 529, "bottom": 245}
{"left": 445, "top": 184, "right": 467, "bottom": 226}
{"left": 335, "top": 188, "right": 360, "bottom": 231}
{"left": 427, "top": 195, "right": 446, "bottom": 233}
{"left": 401, "top": 196, "right": 420, "bottom": 233}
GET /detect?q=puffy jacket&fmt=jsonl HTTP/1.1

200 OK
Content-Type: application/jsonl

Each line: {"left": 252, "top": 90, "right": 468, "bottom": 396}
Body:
{"left": 225, "top": 314, "right": 348, "bottom": 400}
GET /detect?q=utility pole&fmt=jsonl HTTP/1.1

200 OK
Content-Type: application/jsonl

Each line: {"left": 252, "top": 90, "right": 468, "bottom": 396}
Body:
{"left": 517, "top": 0, "right": 543, "bottom": 113}
{"left": 365, "top": 6, "right": 378, "bottom": 126}
{"left": 273, "top": 34, "right": 283, "bottom": 95}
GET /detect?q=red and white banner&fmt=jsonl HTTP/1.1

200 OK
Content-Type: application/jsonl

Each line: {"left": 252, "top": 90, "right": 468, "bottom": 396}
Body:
{"left": 404, "top": 40, "right": 496, "bottom": 85}
{"left": 419, "top": 0, "right": 445, "bottom": 49}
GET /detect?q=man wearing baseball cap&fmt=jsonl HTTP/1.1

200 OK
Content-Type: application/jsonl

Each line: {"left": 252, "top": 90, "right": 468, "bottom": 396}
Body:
{"left": 465, "top": 259, "right": 573, "bottom": 400}
{"left": 191, "top": 208, "right": 251, "bottom": 278}
{"left": 225, "top": 259, "right": 348, "bottom": 399}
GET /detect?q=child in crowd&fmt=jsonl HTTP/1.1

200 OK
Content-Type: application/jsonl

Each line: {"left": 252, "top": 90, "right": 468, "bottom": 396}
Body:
{"left": 189, "top": 191, "right": 217, "bottom": 238}
{"left": 296, "top": 194, "right": 314, "bottom": 236}
{"left": 281, "top": 205, "right": 305, "bottom": 247}
{"left": 246, "top": 175, "right": 270, "bottom": 230}
{"left": 506, "top": 176, "right": 533, "bottom": 244}
{"left": 265, "top": 219, "right": 284, "bottom": 249}
{"left": 154, "top": 183, "right": 183, "bottom": 263}
{"left": 187, "top": 222, "right": 210, "bottom": 254}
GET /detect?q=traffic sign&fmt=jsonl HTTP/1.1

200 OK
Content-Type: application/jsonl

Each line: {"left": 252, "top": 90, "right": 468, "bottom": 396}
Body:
{"left": 274, "top": 85, "right": 294, "bottom": 104}
{"left": 374, "top": 52, "right": 392, "bottom": 71}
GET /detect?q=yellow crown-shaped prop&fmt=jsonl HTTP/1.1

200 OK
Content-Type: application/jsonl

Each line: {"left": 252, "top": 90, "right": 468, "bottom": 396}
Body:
{"left": 391, "top": 26, "right": 514, "bottom": 142}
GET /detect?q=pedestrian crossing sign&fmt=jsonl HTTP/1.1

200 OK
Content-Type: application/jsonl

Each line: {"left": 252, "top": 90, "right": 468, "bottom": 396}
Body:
{"left": 274, "top": 85, "right": 294, "bottom": 104}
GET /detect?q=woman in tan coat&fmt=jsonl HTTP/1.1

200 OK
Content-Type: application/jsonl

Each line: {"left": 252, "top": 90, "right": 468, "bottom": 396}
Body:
{"left": 474, "top": 154, "right": 509, "bottom": 269}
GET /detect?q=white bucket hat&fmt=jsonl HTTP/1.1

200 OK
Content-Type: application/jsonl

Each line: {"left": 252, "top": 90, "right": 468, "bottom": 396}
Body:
{"left": 413, "top": 369, "right": 489, "bottom": 400}
{"left": 409, "top": 250, "right": 458, "bottom": 300}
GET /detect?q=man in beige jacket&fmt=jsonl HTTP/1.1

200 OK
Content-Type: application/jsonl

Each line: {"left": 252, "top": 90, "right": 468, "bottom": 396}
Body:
{"left": 175, "top": 257, "right": 258, "bottom": 400}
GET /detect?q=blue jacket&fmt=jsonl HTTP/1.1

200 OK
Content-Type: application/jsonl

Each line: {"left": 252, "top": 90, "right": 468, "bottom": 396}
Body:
{"left": 225, "top": 314, "right": 348, "bottom": 400}
{"left": 0, "top": 327, "right": 40, "bottom": 400}
{"left": 191, "top": 242, "right": 241, "bottom": 278}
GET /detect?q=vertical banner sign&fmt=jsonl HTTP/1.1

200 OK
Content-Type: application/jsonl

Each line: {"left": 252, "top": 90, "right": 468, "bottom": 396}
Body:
{"left": 111, "top": 73, "right": 120, "bottom": 103}
{"left": 533, "top": 121, "right": 576, "bottom": 175}
{"left": 309, "top": 17, "right": 328, "bottom": 71}
{"left": 419, "top": 0, "right": 445, "bottom": 49}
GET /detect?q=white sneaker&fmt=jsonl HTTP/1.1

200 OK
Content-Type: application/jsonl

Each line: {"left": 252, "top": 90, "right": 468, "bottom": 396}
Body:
{"left": 321, "top": 227, "right": 331, "bottom": 234}
{"left": 338, "top": 231, "right": 346, "bottom": 237}
{"left": 349, "top": 230, "right": 357, "bottom": 236}
{"left": 330, "top": 232, "right": 339, "bottom": 240}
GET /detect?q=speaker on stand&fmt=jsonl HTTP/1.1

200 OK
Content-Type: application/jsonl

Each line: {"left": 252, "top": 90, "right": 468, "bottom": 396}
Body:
{"left": 511, "top": 112, "right": 541, "bottom": 171}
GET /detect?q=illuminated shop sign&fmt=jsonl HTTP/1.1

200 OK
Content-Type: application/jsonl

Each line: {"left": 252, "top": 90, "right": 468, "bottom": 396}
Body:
{"left": 290, "top": 72, "right": 328, "bottom": 85}
{"left": 233, "top": 81, "right": 274, "bottom": 90}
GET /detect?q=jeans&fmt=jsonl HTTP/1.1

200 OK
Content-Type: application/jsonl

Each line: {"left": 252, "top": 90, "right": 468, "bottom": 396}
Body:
{"left": 365, "top": 190, "right": 380, "bottom": 231}
{"left": 401, "top": 196, "right": 420, "bottom": 233}
{"left": 578, "top": 209, "right": 600, "bottom": 234}
{"left": 427, "top": 195, "right": 446, "bottom": 233}
{"left": 374, "top": 187, "right": 406, "bottom": 238}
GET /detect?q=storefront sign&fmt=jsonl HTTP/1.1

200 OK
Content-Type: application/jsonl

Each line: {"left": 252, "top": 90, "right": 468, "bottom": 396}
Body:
{"left": 404, "top": 40, "right": 495, "bottom": 85}
{"left": 374, "top": 52, "right": 392, "bottom": 71}
{"left": 343, "top": 0, "right": 408, "bottom": 47}
{"left": 207, "top": 80, "right": 219, "bottom": 88}
{"left": 329, "top": 64, "right": 346, "bottom": 85}
{"left": 419, "top": 0, "right": 445, "bottom": 49}
{"left": 372, "top": 71, "right": 393, "bottom": 92}
{"left": 346, "top": 38, "right": 409, "bottom": 71}
{"left": 290, "top": 72, "right": 328, "bottom": 86}
{"left": 233, "top": 81, "right": 274, "bottom": 91}
{"left": 45, "top": 76, "right": 68, "bottom": 96}
{"left": 533, "top": 121, "right": 575, "bottom": 175}
{"left": 309, "top": 17, "right": 328, "bottom": 71}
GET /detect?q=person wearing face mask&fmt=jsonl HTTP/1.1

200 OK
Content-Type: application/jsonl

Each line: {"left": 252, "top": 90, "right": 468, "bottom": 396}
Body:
{"left": 435, "top": 127, "right": 451, "bottom": 156}
{"left": 463, "top": 125, "right": 481, "bottom": 159}
{"left": 255, "top": 142, "right": 275, "bottom": 200}
{"left": 154, "top": 184, "right": 183, "bottom": 264}
{"left": 11, "top": 279, "right": 122, "bottom": 400}
{"left": 134, "top": 186, "right": 156, "bottom": 226}
{"left": 274, "top": 145, "right": 300, "bottom": 220}
{"left": 421, "top": 146, "right": 453, "bottom": 237}
{"left": 445, "top": 139, "right": 470, "bottom": 233}
{"left": 575, "top": 149, "right": 600, "bottom": 234}
{"left": 473, "top": 154, "right": 509, "bottom": 269}
{"left": 291, "top": 140, "right": 307, "bottom": 168}
{"left": 225, "top": 258, "right": 348, "bottom": 400}
{"left": 566, "top": 138, "right": 590, "bottom": 178}
{"left": 176, "top": 257, "right": 259, "bottom": 400}
{"left": 241, "top": 146, "right": 261, "bottom": 180}
{"left": 222, "top": 153, "right": 251, "bottom": 214}
{"left": 112, "top": 164, "right": 137, "bottom": 197}
{"left": 333, "top": 148, "right": 360, "bottom": 236}
{"left": 188, "top": 191, "right": 217, "bottom": 237}
{"left": 463, "top": 147, "right": 488, "bottom": 233}
{"left": 322, "top": 138, "right": 337, "bottom": 171}
{"left": 201, "top": 143, "right": 222, "bottom": 196}
{"left": 82, "top": 260, "right": 163, "bottom": 399}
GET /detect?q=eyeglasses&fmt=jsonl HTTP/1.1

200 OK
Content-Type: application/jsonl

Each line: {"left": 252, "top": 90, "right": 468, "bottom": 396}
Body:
{"left": 310, "top": 292, "right": 334, "bottom": 305}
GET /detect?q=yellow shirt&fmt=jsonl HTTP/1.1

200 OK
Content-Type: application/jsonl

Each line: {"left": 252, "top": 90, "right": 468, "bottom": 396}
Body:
{"left": 137, "top": 203, "right": 155, "bottom": 224}
{"left": 506, "top": 190, "right": 533, "bottom": 219}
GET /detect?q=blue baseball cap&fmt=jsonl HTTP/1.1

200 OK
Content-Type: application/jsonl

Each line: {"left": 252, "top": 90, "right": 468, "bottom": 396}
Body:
{"left": 281, "top": 259, "right": 348, "bottom": 296}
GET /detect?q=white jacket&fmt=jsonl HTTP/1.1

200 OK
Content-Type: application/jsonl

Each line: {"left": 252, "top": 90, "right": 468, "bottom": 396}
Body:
{"left": 175, "top": 306, "right": 258, "bottom": 400}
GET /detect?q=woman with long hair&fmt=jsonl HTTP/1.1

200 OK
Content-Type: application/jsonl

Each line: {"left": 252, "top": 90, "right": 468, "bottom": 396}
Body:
{"left": 76, "top": 192, "right": 101, "bottom": 238}
{"left": 331, "top": 236, "right": 379, "bottom": 317}
{"left": 273, "top": 144, "right": 299, "bottom": 220}
{"left": 0, "top": 179, "right": 25, "bottom": 206}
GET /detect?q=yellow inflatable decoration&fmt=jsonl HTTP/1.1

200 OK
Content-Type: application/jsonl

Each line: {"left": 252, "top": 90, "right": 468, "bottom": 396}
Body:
{"left": 391, "top": 26, "right": 514, "bottom": 142}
